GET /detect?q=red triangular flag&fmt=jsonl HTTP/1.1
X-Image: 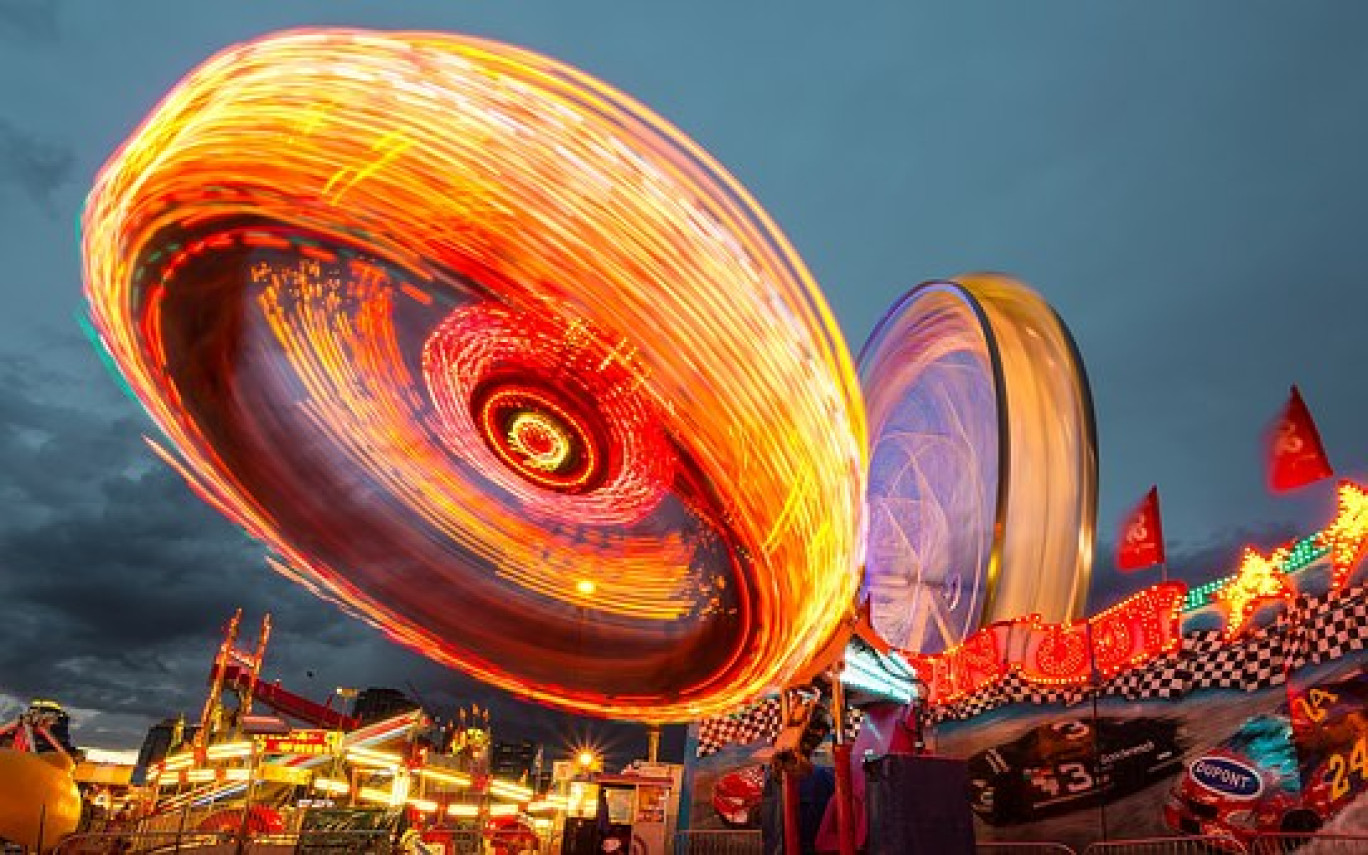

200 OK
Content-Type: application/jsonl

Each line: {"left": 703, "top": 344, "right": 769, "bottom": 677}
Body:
{"left": 1117, "top": 486, "right": 1166, "bottom": 571}
{"left": 1267, "top": 385, "right": 1333, "bottom": 492}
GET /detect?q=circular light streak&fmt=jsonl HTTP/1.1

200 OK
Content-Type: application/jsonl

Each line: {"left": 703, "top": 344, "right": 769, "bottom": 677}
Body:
{"left": 506, "top": 412, "right": 573, "bottom": 474}
{"left": 82, "top": 29, "right": 865, "bottom": 722}
{"left": 859, "top": 275, "right": 1097, "bottom": 654}
{"left": 422, "top": 303, "right": 665, "bottom": 519}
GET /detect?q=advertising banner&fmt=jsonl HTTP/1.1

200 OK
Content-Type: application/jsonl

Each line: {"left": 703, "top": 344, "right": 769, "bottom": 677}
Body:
{"left": 927, "top": 562, "right": 1368, "bottom": 850}
{"left": 684, "top": 500, "right": 1368, "bottom": 851}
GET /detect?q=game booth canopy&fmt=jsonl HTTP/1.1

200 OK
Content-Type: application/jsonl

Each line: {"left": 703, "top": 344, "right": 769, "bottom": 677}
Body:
{"left": 69, "top": 26, "right": 1368, "bottom": 853}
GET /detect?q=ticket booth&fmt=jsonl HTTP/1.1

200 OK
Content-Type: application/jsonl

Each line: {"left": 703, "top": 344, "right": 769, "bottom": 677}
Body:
{"left": 560, "top": 769, "right": 679, "bottom": 855}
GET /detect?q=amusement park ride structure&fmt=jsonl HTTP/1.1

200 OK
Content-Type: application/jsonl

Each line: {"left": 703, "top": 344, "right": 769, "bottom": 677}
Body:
{"left": 74, "top": 27, "right": 1098, "bottom": 854}
{"left": 84, "top": 24, "right": 1346, "bottom": 855}
{"left": 197, "top": 609, "right": 358, "bottom": 743}
{"left": 132, "top": 609, "right": 681, "bottom": 854}
{"left": 0, "top": 700, "right": 84, "bottom": 851}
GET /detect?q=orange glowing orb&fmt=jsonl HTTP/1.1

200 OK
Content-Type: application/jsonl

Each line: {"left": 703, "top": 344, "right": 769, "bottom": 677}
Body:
{"left": 82, "top": 29, "right": 865, "bottom": 721}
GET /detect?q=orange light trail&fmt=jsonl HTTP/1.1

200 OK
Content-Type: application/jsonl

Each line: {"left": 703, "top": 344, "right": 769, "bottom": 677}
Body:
{"left": 81, "top": 29, "right": 865, "bottom": 722}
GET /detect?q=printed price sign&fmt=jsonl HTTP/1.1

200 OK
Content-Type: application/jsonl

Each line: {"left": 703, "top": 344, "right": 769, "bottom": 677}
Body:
{"left": 260, "top": 729, "right": 341, "bottom": 756}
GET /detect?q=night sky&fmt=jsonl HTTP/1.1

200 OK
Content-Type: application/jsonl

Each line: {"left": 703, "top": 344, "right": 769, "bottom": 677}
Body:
{"left": 1, "top": 1, "right": 1366, "bottom": 757}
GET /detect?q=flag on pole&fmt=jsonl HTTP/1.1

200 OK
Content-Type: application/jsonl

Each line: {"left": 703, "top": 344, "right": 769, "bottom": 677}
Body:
{"left": 1117, "top": 486, "right": 1166, "bottom": 572}
{"left": 1267, "top": 385, "right": 1333, "bottom": 492}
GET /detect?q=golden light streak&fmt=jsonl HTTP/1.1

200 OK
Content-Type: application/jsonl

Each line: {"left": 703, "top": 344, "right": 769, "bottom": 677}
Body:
{"left": 1217, "top": 546, "right": 1294, "bottom": 638}
{"left": 82, "top": 29, "right": 865, "bottom": 722}
{"left": 489, "top": 780, "right": 534, "bottom": 802}
{"left": 417, "top": 767, "right": 472, "bottom": 788}
{"left": 205, "top": 741, "right": 253, "bottom": 760}
{"left": 1322, "top": 480, "right": 1368, "bottom": 595}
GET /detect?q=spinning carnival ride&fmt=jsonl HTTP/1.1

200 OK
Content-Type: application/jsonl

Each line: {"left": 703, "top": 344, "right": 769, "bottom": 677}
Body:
{"left": 81, "top": 30, "right": 1095, "bottom": 723}
{"left": 860, "top": 277, "right": 1096, "bottom": 655}
{"left": 0, "top": 704, "right": 83, "bottom": 851}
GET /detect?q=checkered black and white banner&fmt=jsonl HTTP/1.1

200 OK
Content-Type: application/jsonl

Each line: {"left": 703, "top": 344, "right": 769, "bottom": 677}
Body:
{"left": 695, "top": 584, "right": 1368, "bottom": 751}
{"left": 927, "top": 581, "right": 1368, "bottom": 724}
{"left": 695, "top": 697, "right": 866, "bottom": 758}
{"left": 696, "top": 697, "right": 782, "bottom": 757}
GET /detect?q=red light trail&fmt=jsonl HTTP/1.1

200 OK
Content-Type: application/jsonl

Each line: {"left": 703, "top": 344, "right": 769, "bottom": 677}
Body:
{"left": 82, "top": 29, "right": 866, "bottom": 722}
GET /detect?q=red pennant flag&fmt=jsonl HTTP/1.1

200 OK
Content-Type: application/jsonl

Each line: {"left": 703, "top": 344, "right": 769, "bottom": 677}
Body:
{"left": 1267, "top": 385, "right": 1333, "bottom": 492}
{"left": 1117, "top": 486, "right": 1166, "bottom": 572}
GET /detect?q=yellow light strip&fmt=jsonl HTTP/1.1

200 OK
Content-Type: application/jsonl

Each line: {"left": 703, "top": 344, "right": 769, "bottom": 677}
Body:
{"left": 206, "top": 741, "right": 254, "bottom": 760}
{"left": 313, "top": 777, "right": 350, "bottom": 794}
{"left": 417, "top": 767, "right": 472, "bottom": 787}
{"left": 488, "top": 779, "right": 534, "bottom": 802}
{"left": 358, "top": 786, "right": 396, "bottom": 805}
{"left": 346, "top": 747, "right": 402, "bottom": 767}
{"left": 162, "top": 752, "right": 194, "bottom": 772}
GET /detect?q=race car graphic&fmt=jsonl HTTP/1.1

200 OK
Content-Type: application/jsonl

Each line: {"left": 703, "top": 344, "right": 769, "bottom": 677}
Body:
{"left": 1289, "top": 668, "right": 1368, "bottom": 808}
{"left": 1166, "top": 669, "right": 1368, "bottom": 842}
{"left": 1164, "top": 713, "right": 1322, "bottom": 842}
{"left": 711, "top": 764, "right": 766, "bottom": 828}
{"left": 969, "top": 716, "right": 1184, "bottom": 825}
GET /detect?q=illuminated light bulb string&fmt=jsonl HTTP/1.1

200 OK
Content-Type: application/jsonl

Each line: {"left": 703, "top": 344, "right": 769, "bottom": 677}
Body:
{"left": 82, "top": 29, "right": 866, "bottom": 722}
{"left": 1181, "top": 481, "right": 1367, "bottom": 614}
{"left": 911, "top": 482, "right": 1368, "bottom": 705}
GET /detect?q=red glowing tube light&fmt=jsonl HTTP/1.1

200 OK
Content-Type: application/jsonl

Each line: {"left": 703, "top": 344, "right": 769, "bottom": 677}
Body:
{"left": 82, "top": 29, "right": 866, "bottom": 722}
{"left": 907, "top": 582, "right": 1186, "bottom": 704}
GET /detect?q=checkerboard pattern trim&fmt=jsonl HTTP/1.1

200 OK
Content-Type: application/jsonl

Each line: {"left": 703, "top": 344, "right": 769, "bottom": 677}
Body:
{"left": 925, "top": 581, "right": 1368, "bottom": 724}
{"left": 695, "top": 697, "right": 866, "bottom": 758}
{"left": 695, "top": 584, "right": 1368, "bottom": 749}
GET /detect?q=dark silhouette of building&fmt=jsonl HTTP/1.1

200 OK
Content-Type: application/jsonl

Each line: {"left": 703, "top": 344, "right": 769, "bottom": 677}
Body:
{"left": 350, "top": 687, "right": 417, "bottom": 724}
{"left": 492, "top": 738, "right": 541, "bottom": 783}
{"left": 132, "top": 717, "right": 197, "bottom": 785}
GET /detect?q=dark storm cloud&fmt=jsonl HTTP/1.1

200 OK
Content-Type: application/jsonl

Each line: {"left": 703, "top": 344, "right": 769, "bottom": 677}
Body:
{"left": 0, "top": 119, "right": 74, "bottom": 207}
{"left": 0, "top": 348, "right": 670, "bottom": 759}
{"left": 0, "top": 350, "right": 338, "bottom": 721}
{"left": 0, "top": 0, "right": 59, "bottom": 43}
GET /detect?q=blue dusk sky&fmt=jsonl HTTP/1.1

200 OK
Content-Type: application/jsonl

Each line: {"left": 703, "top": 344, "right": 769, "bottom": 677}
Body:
{"left": 0, "top": 1, "right": 1364, "bottom": 751}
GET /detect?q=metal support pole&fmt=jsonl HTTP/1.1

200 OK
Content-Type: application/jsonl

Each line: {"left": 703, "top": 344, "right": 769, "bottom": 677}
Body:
{"left": 646, "top": 725, "right": 661, "bottom": 764}
{"left": 175, "top": 799, "right": 190, "bottom": 851}
{"left": 779, "top": 692, "right": 802, "bottom": 855}
{"left": 1085, "top": 621, "right": 1108, "bottom": 842}
{"left": 235, "top": 741, "right": 259, "bottom": 855}
{"left": 828, "top": 672, "right": 857, "bottom": 855}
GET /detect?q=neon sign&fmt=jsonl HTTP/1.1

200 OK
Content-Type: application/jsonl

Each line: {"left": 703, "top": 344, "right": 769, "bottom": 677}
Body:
{"left": 909, "top": 583, "right": 1185, "bottom": 704}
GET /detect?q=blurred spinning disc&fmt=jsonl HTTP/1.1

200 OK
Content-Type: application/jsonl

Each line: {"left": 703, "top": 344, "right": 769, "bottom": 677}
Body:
{"left": 82, "top": 29, "right": 866, "bottom": 721}
{"left": 859, "top": 275, "right": 1097, "bottom": 654}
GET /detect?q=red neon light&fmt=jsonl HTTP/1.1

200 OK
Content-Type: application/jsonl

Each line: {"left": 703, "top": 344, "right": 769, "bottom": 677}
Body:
{"left": 909, "top": 582, "right": 1185, "bottom": 705}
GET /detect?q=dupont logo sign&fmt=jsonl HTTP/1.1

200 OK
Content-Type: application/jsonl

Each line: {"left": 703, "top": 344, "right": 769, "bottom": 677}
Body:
{"left": 1190, "top": 756, "right": 1263, "bottom": 799}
